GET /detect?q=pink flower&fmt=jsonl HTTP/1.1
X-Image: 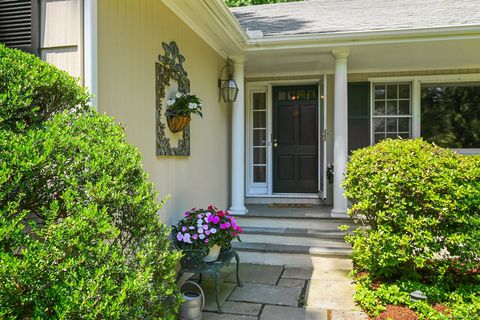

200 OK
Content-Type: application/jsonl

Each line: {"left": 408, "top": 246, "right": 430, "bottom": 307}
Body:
{"left": 237, "top": 226, "right": 243, "bottom": 233}
{"left": 212, "top": 216, "right": 220, "bottom": 224}
{"left": 220, "top": 223, "right": 226, "bottom": 230}
{"left": 225, "top": 222, "right": 231, "bottom": 228}
{"left": 218, "top": 210, "right": 225, "bottom": 217}
{"left": 207, "top": 215, "right": 214, "bottom": 223}
{"left": 205, "top": 230, "right": 211, "bottom": 235}
{"left": 192, "top": 234, "right": 198, "bottom": 240}
{"left": 205, "top": 239, "right": 209, "bottom": 244}
{"left": 182, "top": 226, "right": 187, "bottom": 232}
{"left": 208, "top": 205, "right": 215, "bottom": 211}
{"left": 197, "top": 214, "right": 203, "bottom": 219}
{"left": 232, "top": 222, "right": 238, "bottom": 230}
{"left": 184, "top": 211, "right": 190, "bottom": 216}
{"left": 203, "top": 224, "right": 209, "bottom": 230}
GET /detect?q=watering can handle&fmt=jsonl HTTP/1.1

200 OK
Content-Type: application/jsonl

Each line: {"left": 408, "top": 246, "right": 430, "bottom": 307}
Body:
{"left": 180, "top": 280, "right": 205, "bottom": 310}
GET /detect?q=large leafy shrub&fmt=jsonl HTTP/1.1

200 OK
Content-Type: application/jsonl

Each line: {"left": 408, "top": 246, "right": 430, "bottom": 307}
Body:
{"left": 0, "top": 44, "right": 181, "bottom": 319}
{"left": 343, "top": 139, "right": 480, "bottom": 318}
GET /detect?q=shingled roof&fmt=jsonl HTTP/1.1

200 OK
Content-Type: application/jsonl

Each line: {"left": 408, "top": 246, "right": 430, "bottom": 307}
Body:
{"left": 230, "top": 0, "right": 480, "bottom": 37}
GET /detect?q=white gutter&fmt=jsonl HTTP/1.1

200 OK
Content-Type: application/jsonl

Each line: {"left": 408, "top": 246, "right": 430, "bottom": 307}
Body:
{"left": 83, "top": 0, "right": 98, "bottom": 109}
{"left": 245, "top": 24, "right": 480, "bottom": 51}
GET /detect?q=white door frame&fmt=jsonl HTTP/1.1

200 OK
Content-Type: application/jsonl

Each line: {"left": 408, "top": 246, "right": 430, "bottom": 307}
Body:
{"left": 245, "top": 78, "right": 327, "bottom": 197}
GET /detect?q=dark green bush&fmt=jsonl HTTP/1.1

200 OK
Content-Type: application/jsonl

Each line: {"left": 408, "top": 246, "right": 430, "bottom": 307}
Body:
{"left": 0, "top": 45, "right": 181, "bottom": 318}
{"left": 0, "top": 43, "right": 89, "bottom": 131}
{"left": 344, "top": 139, "right": 480, "bottom": 278}
{"left": 344, "top": 139, "right": 480, "bottom": 318}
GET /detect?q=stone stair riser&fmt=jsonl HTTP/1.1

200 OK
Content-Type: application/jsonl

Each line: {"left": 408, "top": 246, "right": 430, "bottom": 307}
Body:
{"left": 239, "top": 234, "right": 350, "bottom": 248}
{"left": 234, "top": 217, "right": 354, "bottom": 230}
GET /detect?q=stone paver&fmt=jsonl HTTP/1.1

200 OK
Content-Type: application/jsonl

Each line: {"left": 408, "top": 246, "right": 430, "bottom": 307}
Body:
{"left": 260, "top": 305, "right": 327, "bottom": 320}
{"left": 225, "top": 264, "right": 283, "bottom": 285}
{"left": 201, "top": 279, "right": 236, "bottom": 312}
{"left": 230, "top": 283, "right": 302, "bottom": 307}
{"left": 277, "top": 278, "right": 305, "bottom": 288}
{"left": 282, "top": 267, "right": 314, "bottom": 280}
{"left": 203, "top": 312, "right": 258, "bottom": 320}
{"left": 331, "top": 309, "right": 368, "bottom": 320}
{"left": 221, "top": 301, "right": 262, "bottom": 316}
{"left": 306, "top": 279, "right": 358, "bottom": 311}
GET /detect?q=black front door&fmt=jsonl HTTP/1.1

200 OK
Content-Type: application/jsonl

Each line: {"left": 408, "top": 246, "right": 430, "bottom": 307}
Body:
{"left": 273, "top": 86, "right": 318, "bottom": 193}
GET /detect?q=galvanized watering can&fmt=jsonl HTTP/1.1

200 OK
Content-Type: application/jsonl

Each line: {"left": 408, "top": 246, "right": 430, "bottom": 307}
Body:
{"left": 179, "top": 280, "right": 205, "bottom": 320}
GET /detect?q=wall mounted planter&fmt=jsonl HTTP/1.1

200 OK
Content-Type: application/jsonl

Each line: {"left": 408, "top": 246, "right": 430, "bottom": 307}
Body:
{"left": 167, "top": 115, "right": 191, "bottom": 133}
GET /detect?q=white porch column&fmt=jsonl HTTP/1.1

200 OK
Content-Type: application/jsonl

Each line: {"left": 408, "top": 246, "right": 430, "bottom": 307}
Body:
{"left": 331, "top": 50, "right": 349, "bottom": 217}
{"left": 84, "top": 0, "right": 98, "bottom": 109}
{"left": 230, "top": 57, "right": 247, "bottom": 215}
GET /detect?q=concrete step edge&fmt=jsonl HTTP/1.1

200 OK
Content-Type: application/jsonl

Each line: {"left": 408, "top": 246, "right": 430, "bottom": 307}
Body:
{"left": 241, "top": 226, "right": 349, "bottom": 239}
{"left": 232, "top": 242, "right": 352, "bottom": 257}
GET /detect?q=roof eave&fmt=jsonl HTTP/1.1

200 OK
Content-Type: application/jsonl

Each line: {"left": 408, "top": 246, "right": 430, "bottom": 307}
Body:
{"left": 245, "top": 24, "right": 480, "bottom": 51}
{"left": 162, "top": 0, "right": 248, "bottom": 59}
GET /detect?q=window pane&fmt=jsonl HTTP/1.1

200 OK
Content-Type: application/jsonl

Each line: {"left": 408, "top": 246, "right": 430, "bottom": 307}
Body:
{"left": 386, "top": 118, "right": 397, "bottom": 132}
{"left": 374, "top": 133, "right": 385, "bottom": 143}
{"left": 253, "top": 92, "right": 266, "bottom": 110}
{"left": 278, "top": 91, "right": 286, "bottom": 101}
{"left": 399, "top": 100, "right": 410, "bottom": 115}
{"left": 375, "top": 85, "right": 386, "bottom": 99}
{"left": 387, "top": 101, "right": 397, "bottom": 115}
{"left": 297, "top": 91, "right": 306, "bottom": 100}
{"left": 421, "top": 83, "right": 480, "bottom": 148}
{"left": 399, "top": 84, "right": 410, "bottom": 99}
{"left": 254, "top": 148, "right": 266, "bottom": 164}
{"left": 374, "top": 101, "right": 385, "bottom": 115}
{"left": 253, "top": 111, "right": 266, "bottom": 128}
{"left": 398, "top": 118, "right": 410, "bottom": 132}
{"left": 288, "top": 91, "right": 297, "bottom": 100}
{"left": 254, "top": 166, "right": 266, "bottom": 183}
{"left": 387, "top": 85, "right": 397, "bottom": 99}
{"left": 306, "top": 90, "right": 316, "bottom": 100}
{"left": 374, "top": 118, "right": 385, "bottom": 133}
{"left": 386, "top": 133, "right": 397, "bottom": 139}
{"left": 253, "top": 130, "right": 266, "bottom": 146}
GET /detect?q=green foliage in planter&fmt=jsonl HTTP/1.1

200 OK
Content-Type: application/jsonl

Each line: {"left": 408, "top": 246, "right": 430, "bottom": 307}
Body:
{"left": 344, "top": 139, "right": 480, "bottom": 279}
{"left": 0, "top": 45, "right": 181, "bottom": 319}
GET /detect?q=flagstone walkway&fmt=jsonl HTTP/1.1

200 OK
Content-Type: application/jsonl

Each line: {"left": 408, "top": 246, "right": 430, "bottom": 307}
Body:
{"left": 195, "top": 261, "right": 368, "bottom": 320}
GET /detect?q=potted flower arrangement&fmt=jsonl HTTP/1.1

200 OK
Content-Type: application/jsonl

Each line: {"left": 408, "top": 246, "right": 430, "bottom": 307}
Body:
{"left": 175, "top": 205, "right": 243, "bottom": 262}
{"left": 166, "top": 92, "right": 202, "bottom": 133}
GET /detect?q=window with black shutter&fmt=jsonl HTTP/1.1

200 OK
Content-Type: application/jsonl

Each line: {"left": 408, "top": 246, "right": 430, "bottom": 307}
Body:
{"left": 348, "top": 82, "right": 371, "bottom": 153}
{"left": 0, "top": 0, "right": 40, "bottom": 55}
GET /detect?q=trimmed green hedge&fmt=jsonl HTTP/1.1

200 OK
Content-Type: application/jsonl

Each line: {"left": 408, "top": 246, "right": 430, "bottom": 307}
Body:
{"left": 343, "top": 138, "right": 480, "bottom": 318}
{"left": 0, "top": 44, "right": 181, "bottom": 319}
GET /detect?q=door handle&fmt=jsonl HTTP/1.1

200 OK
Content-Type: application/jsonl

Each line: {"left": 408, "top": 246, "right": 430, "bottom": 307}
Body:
{"left": 273, "top": 137, "right": 278, "bottom": 148}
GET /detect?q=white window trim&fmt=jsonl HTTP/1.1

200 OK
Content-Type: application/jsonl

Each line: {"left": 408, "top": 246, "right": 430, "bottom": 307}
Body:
{"left": 368, "top": 74, "right": 480, "bottom": 154}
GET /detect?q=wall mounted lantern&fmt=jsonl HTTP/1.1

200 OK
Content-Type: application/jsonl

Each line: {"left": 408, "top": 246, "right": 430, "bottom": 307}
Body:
{"left": 218, "top": 63, "right": 239, "bottom": 102}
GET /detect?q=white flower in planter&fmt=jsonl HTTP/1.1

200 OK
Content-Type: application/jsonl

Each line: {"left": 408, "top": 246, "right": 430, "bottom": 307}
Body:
{"left": 188, "top": 102, "right": 197, "bottom": 110}
{"left": 175, "top": 92, "right": 183, "bottom": 98}
{"left": 166, "top": 99, "right": 175, "bottom": 106}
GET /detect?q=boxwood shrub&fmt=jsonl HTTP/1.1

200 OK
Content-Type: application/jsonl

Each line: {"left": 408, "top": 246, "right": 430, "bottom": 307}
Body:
{"left": 343, "top": 138, "right": 480, "bottom": 318}
{"left": 0, "top": 45, "right": 181, "bottom": 319}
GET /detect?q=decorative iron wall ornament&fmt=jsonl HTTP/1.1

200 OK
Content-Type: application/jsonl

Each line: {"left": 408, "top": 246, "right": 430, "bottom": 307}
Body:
{"left": 156, "top": 41, "right": 191, "bottom": 156}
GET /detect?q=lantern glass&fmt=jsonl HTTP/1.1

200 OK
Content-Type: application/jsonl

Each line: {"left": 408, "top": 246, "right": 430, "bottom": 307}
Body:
{"left": 221, "top": 78, "right": 239, "bottom": 102}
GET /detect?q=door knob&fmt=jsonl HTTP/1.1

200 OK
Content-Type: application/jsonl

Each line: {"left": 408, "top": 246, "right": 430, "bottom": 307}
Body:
{"left": 273, "top": 137, "right": 278, "bottom": 148}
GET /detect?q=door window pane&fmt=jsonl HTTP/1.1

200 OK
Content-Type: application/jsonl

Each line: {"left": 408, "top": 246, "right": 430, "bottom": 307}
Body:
{"left": 254, "top": 166, "right": 266, "bottom": 182}
{"left": 253, "top": 111, "right": 266, "bottom": 128}
{"left": 253, "top": 130, "right": 266, "bottom": 146}
{"left": 253, "top": 148, "right": 266, "bottom": 164}
{"left": 253, "top": 92, "right": 266, "bottom": 110}
{"left": 421, "top": 83, "right": 480, "bottom": 148}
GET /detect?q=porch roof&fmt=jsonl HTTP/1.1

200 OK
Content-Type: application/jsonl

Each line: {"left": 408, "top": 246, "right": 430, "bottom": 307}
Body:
{"left": 230, "top": 0, "right": 480, "bottom": 37}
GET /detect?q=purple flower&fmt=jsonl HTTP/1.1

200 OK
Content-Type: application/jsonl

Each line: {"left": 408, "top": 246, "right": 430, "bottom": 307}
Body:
{"left": 199, "top": 234, "right": 206, "bottom": 240}
{"left": 192, "top": 234, "right": 198, "bottom": 240}
{"left": 212, "top": 216, "right": 220, "bottom": 224}
{"left": 205, "top": 239, "right": 209, "bottom": 244}
{"left": 182, "top": 226, "right": 187, "bottom": 232}
{"left": 207, "top": 215, "right": 214, "bottom": 223}
{"left": 220, "top": 223, "right": 226, "bottom": 230}
{"left": 205, "top": 230, "right": 211, "bottom": 235}
{"left": 197, "top": 214, "right": 203, "bottom": 219}
{"left": 176, "top": 232, "right": 183, "bottom": 241}
{"left": 202, "top": 224, "right": 209, "bottom": 230}
{"left": 225, "top": 222, "right": 231, "bottom": 228}
{"left": 184, "top": 211, "right": 190, "bottom": 216}
{"left": 183, "top": 233, "right": 192, "bottom": 243}
{"left": 232, "top": 222, "right": 238, "bottom": 230}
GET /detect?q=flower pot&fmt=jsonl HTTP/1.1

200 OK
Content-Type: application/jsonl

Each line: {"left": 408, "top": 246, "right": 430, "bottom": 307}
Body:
{"left": 167, "top": 115, "right": 190, "bottom": 133}
{"left": 203, "top": 245, "right": 221, "bottom": 262}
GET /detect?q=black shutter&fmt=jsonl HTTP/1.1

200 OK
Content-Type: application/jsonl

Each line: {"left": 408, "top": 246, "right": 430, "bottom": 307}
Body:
{"left": 0, "top": 0, "right": 40, "bottom": 55}
{"left": 348, "top": 82, "right": 371, "bottom": 153}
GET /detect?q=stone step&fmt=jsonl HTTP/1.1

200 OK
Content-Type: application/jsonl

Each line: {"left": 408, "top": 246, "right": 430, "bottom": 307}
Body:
{"left": 241, "top": 226, "right": 350, "bottom": 247}
{"left": 232, "top": 242, "right": 352, "bottom": 267}
{"left": 234, "top": 215, "right": 355, "bottom": 230}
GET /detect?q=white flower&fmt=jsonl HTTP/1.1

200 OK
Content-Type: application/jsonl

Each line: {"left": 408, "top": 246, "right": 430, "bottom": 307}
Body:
{"left": 210, "top": 228, "right": 217, "bottom": 234}
{"left": 188, "top": 103, "right": 197, "bottom": 110}
{"left": 166, "top": 99, "right": 175, "bottom": 106}
{"left": 199, "top": 234, "right": 205, "bottom": 240}
{"left": 175, "top": 92, "right": 183, "bottom": 98}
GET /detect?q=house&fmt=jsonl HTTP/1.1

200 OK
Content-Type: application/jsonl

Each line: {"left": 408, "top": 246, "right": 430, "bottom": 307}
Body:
{"left": 2, "top": 0, "right": 480, "bottom": 264}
